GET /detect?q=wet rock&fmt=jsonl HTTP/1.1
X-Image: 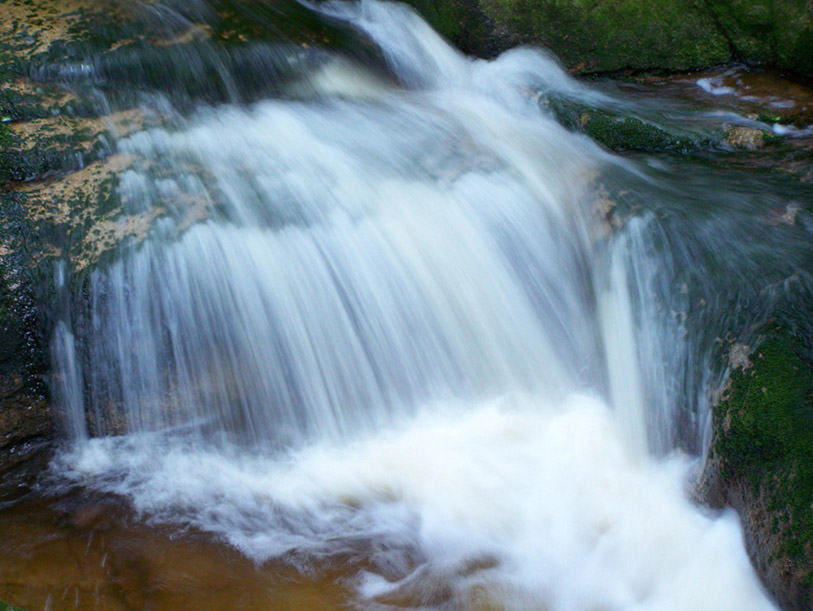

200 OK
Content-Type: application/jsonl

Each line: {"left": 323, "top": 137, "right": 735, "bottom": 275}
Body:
{"left": 548, "top": 97, "right": 703, "bottom": 152}
{"left": 404, "top": 0, "right": 730, "bottom": 72}
{"left": 402, "top": 1, "right": 813, "bottom": 78}
{"left": 724, "top": 126, "right": 767, "bottom": 150}
{"left": 0, "top": 0, "right": 390, "bottom": 494}
{"left": 0, "top": 252, "right": 52, "bottom": 500}
{"left": 707, "top": 0, "right": 813, "bottom": 77}
{"left": 697, "top": 300, "right": 813, "bottom": 610}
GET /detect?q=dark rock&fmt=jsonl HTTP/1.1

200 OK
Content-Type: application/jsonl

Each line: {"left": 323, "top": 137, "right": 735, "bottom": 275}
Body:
{"left": 0, "top": 253, "right": 53, "bottom": 501}
{"left": 401, "top": 0, "right": 813, "bottom": 78}
{"left": 698, "top": 297, "right": 813, "bottom": 610}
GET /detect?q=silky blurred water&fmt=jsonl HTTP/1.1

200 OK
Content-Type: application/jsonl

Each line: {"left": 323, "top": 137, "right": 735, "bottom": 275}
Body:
{"left": 47, "top": 1, "right": 813, "bottom": 608}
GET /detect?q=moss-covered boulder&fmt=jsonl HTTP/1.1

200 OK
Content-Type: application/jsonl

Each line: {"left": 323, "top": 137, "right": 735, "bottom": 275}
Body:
{"left": 482, "top": 0, "right": 731, "bottom": 72}
{"left": 402, "top": 0, "right": 813, "bottom": 77}
{"left": 707, "top": 0, "right": 813, "bottom": 77}
{"left": 699, "top": 304, "right": 813, "bottom": 610}
{"left": 401, "top": 0, "right": 730, "bottom": 71}
{"left": 548, "top": 97, "right": 706, "bottom": 152}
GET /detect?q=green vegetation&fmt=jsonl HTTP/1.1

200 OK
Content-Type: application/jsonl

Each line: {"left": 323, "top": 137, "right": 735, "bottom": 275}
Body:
{"left": 713, "top": 314, "right": 813, "bottom": 590}
{"left": 479, "top": 0, "right": 730, "bottom": 72}
{"left": 396, "top": 0, "right": 502, "bottom": 57}
{"left": 756, "top": 112, "right": 783, "bottom": 125}
{"left": 0, "top": 600, "right": 26, "bottom": 611}
{"left": 761, "top": 131, "right": 785, "bottom": 146}
{"left": 402, "top": 0, "right": 813, "bottom": 76}
{"left": 708, "top": 0, "right": 813, "bottom": 76}
{"left": 578, "top": 113, "right": 692, "bottom": 152}
{"left": 0, "top": 123, "right": 11, "bottom": 149}
{"left": 549, "top": 98, "right": 704, "bottom": 152}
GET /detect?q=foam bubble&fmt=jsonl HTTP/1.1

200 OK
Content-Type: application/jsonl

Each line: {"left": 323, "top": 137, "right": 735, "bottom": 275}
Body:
{"left": 58, "top": 394, "right": 775, "bottom": 609}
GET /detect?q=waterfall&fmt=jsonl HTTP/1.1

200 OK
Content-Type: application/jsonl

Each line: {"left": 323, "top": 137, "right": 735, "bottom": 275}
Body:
{"left": 50, "top": 1, "right": 783, "bottom": 608}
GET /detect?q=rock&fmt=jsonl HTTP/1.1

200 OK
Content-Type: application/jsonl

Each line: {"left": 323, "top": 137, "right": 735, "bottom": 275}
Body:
{"left": 402, "top": 0, "right": 813, "bottom": 77}
{"left": 0, "top": 0, "right": 392, "bottom": 494}
{"left": 403, "top": 0, "right": 730, "bottom": 72}
{"left": 707, "top": 0, "right": 813, "bottom": 77}
{"left": 697, "top": 303, "right": 813, "bottom": 610}
{"left": 548, "top": 97, "right": 704, "bottom": 152}
{"left": 724, "top": 126, "right": 767, "bottom": 150}
{"left": 0, "top": 252, "right": 52, "bottom": 501}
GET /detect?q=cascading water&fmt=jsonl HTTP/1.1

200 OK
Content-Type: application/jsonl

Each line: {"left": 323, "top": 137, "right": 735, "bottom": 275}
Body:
{"left": 46, "top": 1, "right": 802, "bottom": 608}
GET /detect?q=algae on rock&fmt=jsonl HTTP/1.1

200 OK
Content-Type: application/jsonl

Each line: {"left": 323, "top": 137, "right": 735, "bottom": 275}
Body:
{"left": 699, "top": 295, "right": 813, "bottom": 610}
{"left": 402, "top": 0, "right": 813, "bottom": 77}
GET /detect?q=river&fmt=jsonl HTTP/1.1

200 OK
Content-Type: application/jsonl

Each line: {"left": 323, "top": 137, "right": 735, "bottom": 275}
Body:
{"left": 5, "top": 1, "right": 813, "bottom": 608}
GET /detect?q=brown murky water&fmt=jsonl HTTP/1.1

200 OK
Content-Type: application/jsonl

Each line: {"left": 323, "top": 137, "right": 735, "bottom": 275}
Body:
{"left": 619, "top": 64, "right": 813, "bottom": 125}
{"left": 0, "top": 491, "right": 354, "bottom": 610}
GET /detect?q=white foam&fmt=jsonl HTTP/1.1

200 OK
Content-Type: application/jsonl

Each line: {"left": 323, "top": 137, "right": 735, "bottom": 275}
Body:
{"left": 696, "top": 77, "right": 736, "bottom": 96}
{"left": 59, "top": 393, "right": 775, "bottom": 609}
{"left": 50, "top": 2, "right": 780, "bottom": 608}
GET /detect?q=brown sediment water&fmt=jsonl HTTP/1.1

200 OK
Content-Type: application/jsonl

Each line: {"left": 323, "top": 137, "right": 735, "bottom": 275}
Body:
{"left": 0, "top": 491, "right": 355, "bottom": 610}
{"left": 619, "top": 65, "right": 813, "bottom": 125}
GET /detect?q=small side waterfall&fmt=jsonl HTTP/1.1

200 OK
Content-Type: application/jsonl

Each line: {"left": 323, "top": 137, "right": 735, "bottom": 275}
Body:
{"left": 48, "top": 1, "right": 795, "bottom": 608}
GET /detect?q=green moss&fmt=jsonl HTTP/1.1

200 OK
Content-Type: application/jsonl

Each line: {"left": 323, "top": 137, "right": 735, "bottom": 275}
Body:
{"left": 757, "top": 112, "right": 783, "bottom": 125}
{"left": 715, "top": 315, "right": 813, "bottom": 575}
{"left": 401, "top": 0, "right": 503, "bottom": 57}
{"left": 706, "top": 0, "right": 773, "bottom": 63}
{"left": 762, "top": 131, "right": 786, "bottom": 146}
{"left": 582, "top": 114, "right": 694, "bottom": 151}
{"left": 548, "top": 98, "right": 702, "bottom": 152}
{"left": 772, "top": 2, "right": 813, "bottom": 76}
{"left": 478, "top": 0, "right": 731, "bottom": 72}
{"left": 0, "top": 600, "right": 26, "bottom": 611}
{"left": 783, "top": 27, "right": 813, "bottom": 76}
{"left": 706, "top": 0, "right": 812, "bottom": 76}
{"left": 405, "top": 0, "right": 812, "bottom": 76}
{"left": 0, "top": 122, "right": 11, "bottom": 148}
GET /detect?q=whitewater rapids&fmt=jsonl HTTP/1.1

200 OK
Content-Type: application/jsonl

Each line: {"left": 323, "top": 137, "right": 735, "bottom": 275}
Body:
{"left": 51, "top": 1, "right": 777, "bottom": 608}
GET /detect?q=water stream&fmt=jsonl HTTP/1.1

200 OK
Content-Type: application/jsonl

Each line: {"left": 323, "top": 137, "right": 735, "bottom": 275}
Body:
{"left": 35, "top": 1, "right": 813, "bottom": 608}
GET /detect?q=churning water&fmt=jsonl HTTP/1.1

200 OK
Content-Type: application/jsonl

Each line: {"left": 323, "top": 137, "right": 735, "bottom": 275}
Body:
{"left": 49, "top": 1, "right": 796, "bottom": 608}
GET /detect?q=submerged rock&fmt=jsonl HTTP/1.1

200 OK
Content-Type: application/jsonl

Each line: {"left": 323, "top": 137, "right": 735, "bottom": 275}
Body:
{"left": 724, "top": 126, "right": 767, "bottom": 150}
{"left": 548, "top": 97, "right": 702, "bottom": 152}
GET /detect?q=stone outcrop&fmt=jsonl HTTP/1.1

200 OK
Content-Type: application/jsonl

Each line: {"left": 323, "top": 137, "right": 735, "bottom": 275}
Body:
{"left": 402, "top": 0, "right": 813, "bottom": 77}
{"left": 698, "top": 301, "right": 813, "bottom": 610}
{"left": 0, "top": 0, "right": 386, "bottom": 492}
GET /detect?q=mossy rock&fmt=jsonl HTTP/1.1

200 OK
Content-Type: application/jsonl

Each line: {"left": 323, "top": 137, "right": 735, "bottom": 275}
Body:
{"left": 722, "top": 125, "right": 786, "bottom": 150}
{"left": 398, "top": 0, "right": 511, "bottom": 57}
{"left": 0, "top": 601, "right": 27, "bottom": 611}
{"left": 426, "top": 0, "right": 732, "bottom": 72}
{"left": 548, "top": 97, "right": 703, "bottom": 152}
{"left": 402, "top": 0, "right": 813, "bottom": 78}
{"left": 0, "top": 123, "right": 12, "bottom": 149}
{"left": 708, "top": 0, "right": 813, "bottom": 77}
{"left": 704, "top": 300, "right": 813, "bottom": 609}
{"left": 705, "top": 0, "right": 774, "bottom": 63}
